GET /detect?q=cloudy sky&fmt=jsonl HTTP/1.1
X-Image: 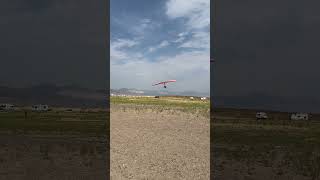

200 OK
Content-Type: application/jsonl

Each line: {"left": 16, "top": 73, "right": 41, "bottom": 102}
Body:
{"left": 214, "top": 0, "right": 320, "bottom": 98}
{"left": 0, "top": 0, "right": 107, "bottom": 89}
{"left": 213, "top": 0, "right": 320, "bottom": 112}
{"left": 110, "top": 0, "right": 210, "bottom": 93}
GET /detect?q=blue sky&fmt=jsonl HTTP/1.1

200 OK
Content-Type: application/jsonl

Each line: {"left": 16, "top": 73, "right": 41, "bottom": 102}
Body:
{"left": 110, "top": 0, "right": 209, "bottom": 93}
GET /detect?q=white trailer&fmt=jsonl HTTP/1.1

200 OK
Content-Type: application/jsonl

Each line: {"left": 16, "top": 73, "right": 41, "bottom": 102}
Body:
{"left": 0, "top": 104, "right": 15, "bottom": 111}
{"left": 256, "top": 112, "right": 268, "bottom": 120}
{"left": 32, "top": 104, "right": 49, "bottom": 111}
{"left": 290, "top": 113, "right": 309, "bottom": 120}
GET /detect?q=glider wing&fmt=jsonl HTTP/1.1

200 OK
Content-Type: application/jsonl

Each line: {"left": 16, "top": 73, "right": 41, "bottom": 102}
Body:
{"left": 152, "top": 80, "right": 176, "bottom": 86}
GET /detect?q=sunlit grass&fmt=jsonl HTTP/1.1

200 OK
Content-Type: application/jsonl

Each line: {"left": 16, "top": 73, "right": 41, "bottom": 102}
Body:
{"left": 110, "top": 96, "right": 210, "bottom": 109}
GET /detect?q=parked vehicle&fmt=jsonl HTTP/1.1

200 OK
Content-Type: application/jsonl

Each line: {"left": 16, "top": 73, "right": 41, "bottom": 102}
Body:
{"left": 290, "top": 113, "right": 309, "bottom": 120}
{"left": 0, "top": 104, "right": 15, "bottom": 111}
{"left": 256, "top": 112, "right": 268, "bottom": 120}
{"left": 32, "top": 104, "right": 49, "bottom": 112}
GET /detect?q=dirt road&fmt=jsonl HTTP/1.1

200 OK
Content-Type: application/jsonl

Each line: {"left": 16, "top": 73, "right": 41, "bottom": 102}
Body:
{"left": 111, "top": 105, "right": 210, "bottom": 179}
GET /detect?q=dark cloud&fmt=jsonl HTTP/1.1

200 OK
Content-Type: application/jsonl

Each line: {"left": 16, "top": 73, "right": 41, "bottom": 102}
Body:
{"left": 0, "top": 0, "right": 108, "bottom": 89}
{"left": 213, "top": 0, "right": 320, "bottom": 112}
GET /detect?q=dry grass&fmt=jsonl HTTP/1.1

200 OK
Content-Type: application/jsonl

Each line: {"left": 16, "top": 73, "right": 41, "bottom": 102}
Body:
{"left": 213, "top": 109, "right": 320, "bottom": 180}
{"left": 0, "top": 135, "right": 107, "bottom": 180}
{"left": 0, "top": 110, "right": 108, "bottom": 135}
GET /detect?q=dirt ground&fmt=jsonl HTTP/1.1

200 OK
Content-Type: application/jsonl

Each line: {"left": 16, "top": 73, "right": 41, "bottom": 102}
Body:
{"left": 110, "top": 105, "right": 210, "bottom": 179}
{"left": 212, "top": 145, "right": 312, "bottom": 180}
{"left": 0, "top": 134, "right": 108, "bottom": 180}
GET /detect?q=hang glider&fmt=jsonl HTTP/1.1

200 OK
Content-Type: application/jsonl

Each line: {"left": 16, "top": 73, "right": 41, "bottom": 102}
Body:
{"left": 152, "top": 80, "right": 176, "bottom": 88}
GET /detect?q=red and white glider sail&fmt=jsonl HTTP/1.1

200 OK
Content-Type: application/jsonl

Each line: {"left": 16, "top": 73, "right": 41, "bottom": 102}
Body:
{"left": 152, "top": 80, "right": 176, "bottom": 86}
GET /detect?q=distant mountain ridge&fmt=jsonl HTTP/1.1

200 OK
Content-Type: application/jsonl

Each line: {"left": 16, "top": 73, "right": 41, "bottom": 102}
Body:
{"left": 0, "top": 84, "right": 107, "bottom": 108}
{"left": 213, "top": 93, "right": 320, "bottom": 114}
{"left": 110, "top": 88, "right": 209, "bottom": 97}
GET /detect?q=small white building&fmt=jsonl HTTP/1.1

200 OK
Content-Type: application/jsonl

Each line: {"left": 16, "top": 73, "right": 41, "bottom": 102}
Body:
{"left": 0, "top": 104, "right": 15, "bottom": 111}
{"left": 256, "top": 112, "right": 268, "bottom": 120}
{"left": 291, "top": 113, "right": 309, "bottom": 120}
{"left": 32, "top": 104, "right": 49, "bottom": 111}
{"left": 201, "top": 97, "right": 207, "bottom": 100}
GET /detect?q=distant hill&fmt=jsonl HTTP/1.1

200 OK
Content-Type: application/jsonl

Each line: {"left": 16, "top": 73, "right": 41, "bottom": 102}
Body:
{"left": 0, "top": 85, "right": 209, "bottom": 108}
{"left": 213, "top": 93, "right": 320, "bottom": 114}
{"left": 0, "top": 84, "right": 107, "bottom": 108}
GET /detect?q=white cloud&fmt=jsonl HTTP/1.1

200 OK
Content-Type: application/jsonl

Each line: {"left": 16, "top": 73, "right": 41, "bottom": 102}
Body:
{"left": 111, "top": 50, "right": 209, "bottom": 92}
{"left": 131, "top": 18, "right": 161, "bottom": 38}
{"left": 148, "top": 40, "right": 170, "bottom": 53}
{"left": 111, "top": 39, "right": 138, "bottom": 49}
{"left": 132, "top": 19, "right": 151, "bottom": 34}
{"left": 112, "top": 16, "right": 161, "bottom": 39}
{"left": 173, "top": 36, "right": 185, "bottom": 43}
{"left": 166, "top": 0, "right": 209, "bottom": 50}
{"left": 179, "top": 31, "right": 209, "bottom": 49}
{"left": 178, "top": 32, "right": 188, "bottom": 37}
{"left": 173, "top": 32, "right": 188, "bottom": 43}
{"left": 159, "top": 40, "right": 170, "bottom": 48}
{"left": 148, "top": 47, "right": 156, "bottom": 53}
{"left": 110, "top": 39, "right": 140, "bottom": 62}
{"left": 166, "top": 0, "right": 210, "bottom": 29}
